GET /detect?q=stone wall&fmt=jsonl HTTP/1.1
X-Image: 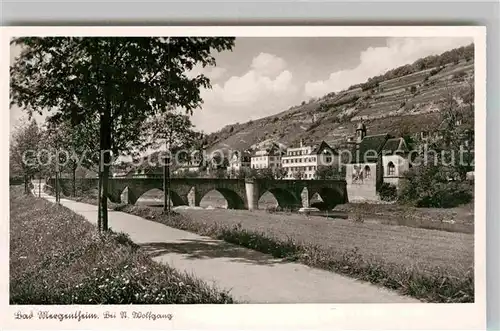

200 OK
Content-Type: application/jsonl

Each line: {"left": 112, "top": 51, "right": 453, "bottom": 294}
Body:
{"left": 345, "top": 162, "right": 379, "bottom": 202}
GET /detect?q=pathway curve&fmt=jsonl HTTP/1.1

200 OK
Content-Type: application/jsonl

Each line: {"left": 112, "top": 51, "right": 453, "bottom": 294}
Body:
{"left": 35, "top": 184, "right": 419, "bottom": 303}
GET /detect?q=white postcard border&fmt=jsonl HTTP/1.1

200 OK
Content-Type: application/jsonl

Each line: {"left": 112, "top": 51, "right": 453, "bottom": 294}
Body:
{"left": 0, "top": 25, "right": 487, "bottom": 330}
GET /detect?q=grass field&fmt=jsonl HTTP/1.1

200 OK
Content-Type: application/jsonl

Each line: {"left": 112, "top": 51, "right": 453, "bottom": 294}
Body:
{"left": 9, "top": 186, "right": 234, "bottom": 304}
{"left": 137, "top": 189, "right": 473, "bottom": 234}
{"left": 177, "top": 209, "right": 474, "bottom": 273}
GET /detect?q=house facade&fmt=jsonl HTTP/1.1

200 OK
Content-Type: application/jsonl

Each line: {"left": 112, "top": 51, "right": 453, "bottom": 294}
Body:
{"left": 345, "top": 122, "right": 411, "bottom": 201}
{"left": 250, "top": 143, "right": 285, "bottom": 170}
{"left": 228, "top": 150, "right": 251, "bottom": 172}
{"left": 281, "top": 140, "right": 339, "bottom": 179}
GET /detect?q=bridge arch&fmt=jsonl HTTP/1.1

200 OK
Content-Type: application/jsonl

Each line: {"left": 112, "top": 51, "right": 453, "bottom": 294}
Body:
{"left": 120, "top": 186, "right": 186, "bottom": 206}
{"left": 308, "top": 186, "right": 346, "bottom": 210}
{"left": 258, "top": 187, "right": 301, "bottom": 210}
{"left": 197, "top": 187, "right": 246, "bottom": 210}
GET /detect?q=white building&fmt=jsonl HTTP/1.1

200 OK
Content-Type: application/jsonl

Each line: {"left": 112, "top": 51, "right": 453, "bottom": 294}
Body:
{"left": 281, "top": 140, "right": 339, "bottom": 179}
{"left": 228, "top": 150, "right": 251, "bottom": 172}
{"left": 250, "top": 143, "right": 285, "bottom": 170}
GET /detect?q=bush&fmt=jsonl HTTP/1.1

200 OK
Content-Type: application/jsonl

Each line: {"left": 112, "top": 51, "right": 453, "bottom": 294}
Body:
{"left": 352, "top": 212, "right": 365, "bottom": 223}
{"left": 379, "top": 183, "right": 398, "bottom": 202}
{"left": 452, "top": 71, "right": 467, "bottom": 81}
{"left": 429, "top": 67, "right": 442, "bottom": 76}
{"left": 398, "top": 166, "right": 473, "bottom": 208}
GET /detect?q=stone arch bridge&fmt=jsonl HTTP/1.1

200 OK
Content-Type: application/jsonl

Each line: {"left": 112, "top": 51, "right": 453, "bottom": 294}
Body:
{"left": 49, "top": 178, "right": 348, "bottom": 210}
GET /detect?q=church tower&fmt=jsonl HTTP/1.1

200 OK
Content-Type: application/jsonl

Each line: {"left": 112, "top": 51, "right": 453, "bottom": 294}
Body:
{"left": 356, "top": 122, "right": 367, "bottom": 143}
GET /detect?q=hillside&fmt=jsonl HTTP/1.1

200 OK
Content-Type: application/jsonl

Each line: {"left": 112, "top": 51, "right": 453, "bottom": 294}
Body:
{"left": 204, "top": 44, "right": 474, "bottom": 153}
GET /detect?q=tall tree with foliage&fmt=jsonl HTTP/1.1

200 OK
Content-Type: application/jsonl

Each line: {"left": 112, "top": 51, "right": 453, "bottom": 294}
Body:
{"left": 45, "top": 113, "right": 100, "bottom": 196}
{"left": 142, "top": 110, "right": 199, "bottom": 211}
{"left": 9, "top": 119, "right": 42, "bottom": 194}
{"left": 10, "top": 37, "right": 235, "bottom": 231}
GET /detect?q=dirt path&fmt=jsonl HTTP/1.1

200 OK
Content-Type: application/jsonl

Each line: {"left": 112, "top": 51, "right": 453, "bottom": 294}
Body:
{"left": 38, "top": 188, "right": 419, "bottom": 303}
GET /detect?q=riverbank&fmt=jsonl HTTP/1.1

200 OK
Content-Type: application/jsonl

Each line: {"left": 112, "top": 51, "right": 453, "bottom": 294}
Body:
{"left": 10, "top": 186, "right": 234, "bottom": 304}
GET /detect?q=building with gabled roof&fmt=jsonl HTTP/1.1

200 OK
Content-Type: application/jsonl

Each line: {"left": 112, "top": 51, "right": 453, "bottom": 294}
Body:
{"left": 250, "top": 142, "right": 286, "bottom": 170}
{"left": 281, "top": 139, "right": 339, "bottom": 180}
{"left": 228, "top": 150, "right": 252, "bottom": 173}
{"left": 345, "top": 122, "right": 411, "bottom": 201}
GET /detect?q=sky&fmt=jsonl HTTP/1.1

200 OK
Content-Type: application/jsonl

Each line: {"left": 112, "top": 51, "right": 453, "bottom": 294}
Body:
{"left": 10, "top": 36, "right": 473, "bottom": 134}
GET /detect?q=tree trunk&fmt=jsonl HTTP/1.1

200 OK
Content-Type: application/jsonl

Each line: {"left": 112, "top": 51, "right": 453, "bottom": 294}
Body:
{"left": 99, "top": 106, "right": 112, "bottom": 231}
{"left": 97, "top": 163, "right": 102, "bottom": 232}
{"left": 38, "top": 175, "right": 41, "bottom": 197}
{"left": 23, "top": 174, "right": 28, "bottom": 194}
{"left": 72, "top": 164, "right": 77, "bottom": 197}
{"left": 163, "top": 157, "right": 168, "bottom": 212}
{"left": 55, "top": 170, "right": 59, "bottom": 203}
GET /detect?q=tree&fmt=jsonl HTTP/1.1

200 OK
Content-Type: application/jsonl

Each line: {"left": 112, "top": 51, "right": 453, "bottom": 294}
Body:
{"left": 142, "top": 111, "right": 199, "bottom": 212}
{"left": 273, "top": 167, "right": 288, "bottom": 180}
{"left": 142, "top": 111, "right": 198, "bottom": 157}
{"left": 293, "top": 169, "right": 305, "bottom": 180}
{"left": 11, "top": 37, "right": 235, "bottom": 231}
{"left": 43, "top": 114, "right": 100, "bottom": 197}
{"left": 9, "top": 119, "right": 42, "bottom": 194}
{"left": 434, "top": 82, "right": 475, "bottom": 180}
{"left": 315, "top": 165, "right": 344, "bottom": 180}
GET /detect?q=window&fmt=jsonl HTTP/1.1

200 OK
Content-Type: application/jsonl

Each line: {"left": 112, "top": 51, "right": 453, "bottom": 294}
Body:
{"left": 326, "top": 157, "right": 332, "bottom": 163}
{"left": 387, "top": 162, "right": 396, "bottom": 176}
{"left": 364, "top": 165, "right": 371, "bottom": 178}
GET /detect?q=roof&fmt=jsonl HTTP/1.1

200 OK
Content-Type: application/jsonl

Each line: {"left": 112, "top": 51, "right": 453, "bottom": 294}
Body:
{"left": 310, "top": 140, "right": 338, "bottom": 155}
{"left": 381, "top": 137, "right": 409, "bottom": 155}
{"left": 251, "top": 143, "right": 285, "bottom": 157}
{"left": 350, "top": 133, "right": 391, "bottom": 163}
{"left": 350, "top": 133, "right": 412, "bottom": 163}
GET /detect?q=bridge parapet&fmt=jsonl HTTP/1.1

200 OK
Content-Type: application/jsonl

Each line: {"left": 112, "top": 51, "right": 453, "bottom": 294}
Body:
{"left": 47, "top": 177, "right": 348, "bottom": 210}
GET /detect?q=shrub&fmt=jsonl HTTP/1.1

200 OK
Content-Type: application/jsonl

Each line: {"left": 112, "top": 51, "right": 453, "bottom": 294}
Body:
{"left": 398, "top": 166, "right": 473, "bottom": 208}
{"left": 378, "top": 183, "right": 398, "bottom": 201}
{"left": 352, "top": 212, "right": 365, "bottom": 223}
{"left": 452, "top": 71, "right": 467, "bottom": 81}
{"left": 429, "top": 67, "right": 442, "bottom": 76}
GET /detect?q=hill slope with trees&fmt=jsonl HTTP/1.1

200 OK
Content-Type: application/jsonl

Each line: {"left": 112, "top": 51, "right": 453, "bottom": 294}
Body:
{"left": 204, "top": 43, "right": 474, "bottom": 153}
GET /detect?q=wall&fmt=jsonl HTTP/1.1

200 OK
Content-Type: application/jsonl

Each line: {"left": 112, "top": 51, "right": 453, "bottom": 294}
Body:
{"left": 382, "top": 154, "right": 410, "bottom": 188}
{"left": 251, "top": 155, "right": 269, "bottom": 169}
{"left": 345, "top": 162, "right": 379, "bottom": 201}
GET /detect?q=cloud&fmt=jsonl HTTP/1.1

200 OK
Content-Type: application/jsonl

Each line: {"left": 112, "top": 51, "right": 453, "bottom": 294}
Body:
{"left": 186, "top": 64, "right": 227, "bottom": 82}
{"left": 250, "top": 52, "right": 287, "bottom": 77}
{"left": 191, "top": 53, "right": 300, "bottom": 133}
{"left": 304, "top": 37, "right": 474, "bottom": 98}
{"left": 206, "top": 67, "right": 227, "bottom": 81}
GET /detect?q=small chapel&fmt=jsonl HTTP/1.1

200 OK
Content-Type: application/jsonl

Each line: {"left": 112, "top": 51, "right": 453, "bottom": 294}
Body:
{"left": 345, "top": 122, "right": 411, "bottom": 201}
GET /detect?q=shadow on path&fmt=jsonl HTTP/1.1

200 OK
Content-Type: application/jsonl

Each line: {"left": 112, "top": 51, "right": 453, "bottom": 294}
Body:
{"left": 139, "top": 239, "right": 289, "bottom": 266}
